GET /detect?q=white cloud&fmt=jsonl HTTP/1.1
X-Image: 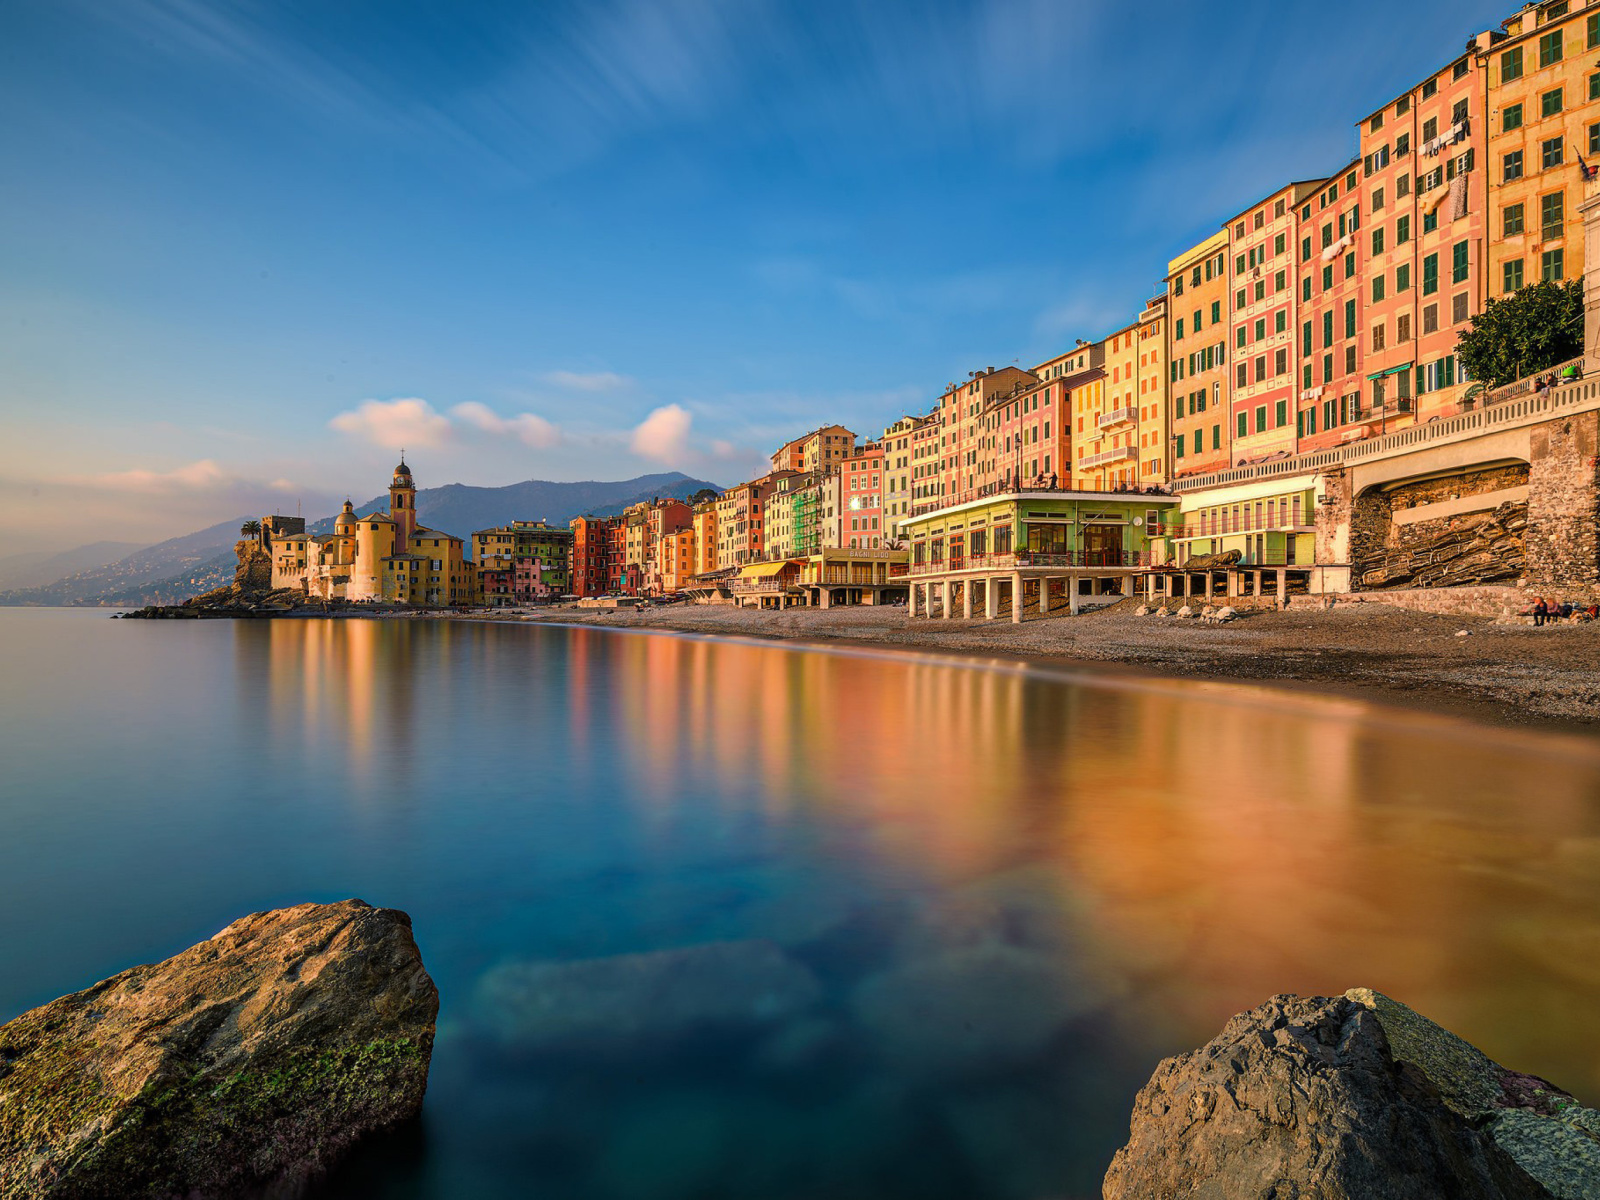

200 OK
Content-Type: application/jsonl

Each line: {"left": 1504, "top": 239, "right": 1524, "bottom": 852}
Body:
{"left": 449, "top": 402, "right": 562, "bottom": 448}
{"left": 329, "top": 397, "right": 451, "bottom": 449}
{"left": 542, "top": 370, "right": 631, "bottom": 393}
{"left": 630, "top": 404, "right": 693, "bottom": 464}
{"left": 81, "top": 459, "right": 230, "bottom": 493}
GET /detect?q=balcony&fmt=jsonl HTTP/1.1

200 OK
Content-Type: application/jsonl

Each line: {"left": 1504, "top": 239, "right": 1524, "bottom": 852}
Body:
{"left": 1080, "top": 445, "right": 1138, "bottom": 470}
{"left": 1096, "top": 406, "right": 1139, "bottom": 431}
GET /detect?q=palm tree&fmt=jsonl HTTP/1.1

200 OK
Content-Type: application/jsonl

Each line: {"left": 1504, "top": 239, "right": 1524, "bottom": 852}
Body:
{"left": 241, "top": 520, "right": 262, "bottom": 538}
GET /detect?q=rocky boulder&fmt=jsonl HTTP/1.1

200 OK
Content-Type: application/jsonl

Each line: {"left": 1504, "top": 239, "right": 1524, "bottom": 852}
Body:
{"left": 0, "top": 899, "right": 438, "bottom": 1200}
{"left": 1104, "top": 989, "right": 1600, "bottom": 1199}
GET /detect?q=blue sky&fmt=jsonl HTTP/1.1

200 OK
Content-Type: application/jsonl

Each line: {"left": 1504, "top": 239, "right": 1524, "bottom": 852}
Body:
{"left": 1, "top": 0, "right": 1509, "bottom": 552}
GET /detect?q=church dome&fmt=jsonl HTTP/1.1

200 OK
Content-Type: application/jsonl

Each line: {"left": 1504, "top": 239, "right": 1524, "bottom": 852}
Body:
{"left": 393, "top": 460, "right": 413, "bottom": 480}
{"left": 335, "top": 501, "right": 356, "bottom": 527}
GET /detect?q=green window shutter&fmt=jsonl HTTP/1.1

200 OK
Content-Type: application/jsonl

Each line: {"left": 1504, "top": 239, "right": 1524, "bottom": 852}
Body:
{"left": 1323, "top": 311, "right": 1333, "bottom": 347}
{"left": 1590, "top": 12, "right": 1600, "bottom": 46}
{"left": 1276, "top": 400, "right": 1287, "bottom": 427}
{"left": 1237, "top": 412, "right": 1247, "bottom": 439}
{"left": 1302, "top": 321, "right": 1313, "bottom": 355}
{"left": 1397, "top": 263, "right": 1411, "bottom": 291}
{"left": 1344, "top": 300, "right": 1356, "bottom": 338}
{"left": 1540, "top": 30, "right": 1563, "bottom": 67}
{"left": 1502, "top": 46, "right": 1522, "bottom": 81}
{"left": 1452, "top": 241, "right": 1469, "bottom": 283}
{"left": 1422, "top": 253, "right": 1438, "bottom": 295}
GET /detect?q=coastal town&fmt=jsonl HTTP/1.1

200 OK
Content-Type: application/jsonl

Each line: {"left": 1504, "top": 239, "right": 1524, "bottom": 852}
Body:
{"left": 245, "top": 1, "right": 1600, "bottom": 626}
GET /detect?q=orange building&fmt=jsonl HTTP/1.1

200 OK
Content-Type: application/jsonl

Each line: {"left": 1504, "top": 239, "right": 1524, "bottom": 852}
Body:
{"left": 1295, "top": 161, "right": 1368, "bottom": 450}
{"left": 1166, "top": 232, "right": 1233, "bottom": 475}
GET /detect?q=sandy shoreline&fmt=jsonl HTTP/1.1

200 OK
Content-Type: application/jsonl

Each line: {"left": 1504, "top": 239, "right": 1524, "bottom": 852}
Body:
{"left": 450, "top": 601, "right": 1600, "bottom": 732}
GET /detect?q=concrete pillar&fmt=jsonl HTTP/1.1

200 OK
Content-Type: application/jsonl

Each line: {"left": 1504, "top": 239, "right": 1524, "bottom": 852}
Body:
{"left": 962, "top": 580, "right": 973, "bottom": 619}
{"left": 1011, "top": 572, "right": 1023, "bottom": 624}
{"left": 1070, "top": 580, "right": 1082, "bottom": 615}
{"left": 985, "top": 578, "right": 998, "bottom": 620}
{"left": 908, "top": 583, "right": 918, "bottom": 617}
{"left": 1145, "top": 575, "right": 1156, "bottom": 602}
{"left": 939, "top": 579, "right": 950, "bottom": 619}
{"left": 1580, "top": 172, "right": 1600, "bottom": 377}
{"left": 1227, "top": 571, "right": 1239, "bottom": 598}
{"left": 1277, "top": 568, "right": 1288, "bottom": 604}
{"left": 1039, "top": 577, "right": 1051, "bottom": 615}
{"left": 1204, "top": 573, "right": 1214, "bottom": 600}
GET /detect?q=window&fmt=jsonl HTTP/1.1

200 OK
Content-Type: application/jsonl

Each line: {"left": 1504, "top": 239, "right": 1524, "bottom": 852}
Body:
{"left": 1275, "top": 399, "right": 1288, "bottom": 427}
{"left": 1505, "top": 258, "right": 1525, "bottom": 293}
{"left": 1397, "top": 214, "right": 1411, "bottom": 244}
{"left": 1373, "top": 323, "right": 1386, "bottom": 351}
{"left": 1453, "top": 293, "right": 1470, "bottom": 324}
{"left": 1346, "top": 252, "right": 1357, "bottom": 280}
{"left": 1255, "top": 406, "right": 1268, "bottom": 433}
{"left": 1423, "top": 210, "right": 1438, "bottom": 234}
{"left": 1323, "top": 311, "right": 1334, "bottom": 348}
{"left": 1275, "top": 348, "right": 1288, "bottom": 376}
{"left": 1274, "top": 233, "right": 1285, "bottom": 256}
{"left": 1422, "top": 78, "right": 1438, "bottom": 99}
{"left": 1372, "top": 228, "right": 1385, "bottom": 255}
{"left": 1423, "top": 116, "right": 1438, "bottom": 143}
{"left": 1398, "top": 313, "right": 1412, "bottom": 342}
{"left": 1236, "top": 326, "right": 1247, "bottom": 349}
{"left": 1504, "top": 203, "right": 1525, "bottom": 236}
{"left": 1275, "top": 310, "right": 1286, "bottom": 334}
{"left": 1254, "top": 282, "right": 1265, "bottom": 302}
{"left": 1371, "top": 112, "right": 1385, "bottom": 132}
{"left": 1422, "top": 253, "right": 1439, "bottom": 295}
{"left": 1373, "top": 187, "right": 1385, "bottom": 212}
{"left": 1212, "top": 300, "right": 1221, "bottom": 324}
{"left": 1503, "top": 46, "right": 1523, "bottom": 81}
{"left": 1275, "top": 269, "right": 1286, "bottom": 292}
{"left": 1541, "top": 191, "right": 1564, "bottom": 239}
{"left": 1255, "top": 355, "right": 1267, "bottom": 382}
{"left": 1236, "top": 364, "right": 1248, "bottom": 388}
{"left": 1591, "top": 11, "right": 1600, "bottom": 47}
{"left": 1176, "top": 318, "right": 1185, "bottom": 340}
{"left": 1345, "top": 299, "right": 1357, "bottom": 338}
{"left": 1452, "top": 240, "right": 1470, "bottom": 284}
{"left": 1539, "top": 30, "right": 1563, "bottom": 68}
{"left": 1254, "top": 318, "right": 1265, "bottom": 341}
{"left": 1397, "top": 95, "right": 1411, "bottom": 115}
{"left": 1237, "top": 412, "right": 1248, "bottom": 439}
{"left": 1505, "top": 151, "right": 1524, "bottom": 182}
{"left": 1541, "top": 87, "right": 1564, "bottom": 119}
{"left": 1591, "top": 122, "right": 1600, "bottom": 156}
{"left": 1396, "top": 132, "right": 1411, "bottom": 157}
{"left": 1397, "top": 173, "right": 1411, "bottom": 198}
{"left": 1322, "top": 265, "right": 1334, "bottom": 290}
{"left": 1373, "top": 275, "right": 1387, "bottom": 302}
{"left": 1236, "top": 288, "right": 1247, "bottom": 309}
{"left": 1422, "top": 304, "right": 1439, "bottom": 335}
{"left": 1543, "top": 248, "right": 1565, "bottom": 281}
{"left": 1504, "top": 103, "right": 1524, "bottom": 132}
{"left": 1452, "top": 98, "right": 1469, "bottom": 125}
{"left": 1321, "top": 353, "right": 1332, "bottom": 383}
{"left": 1453, "top": 59, "right": 1469, "bottom": 81}
{"left": 1543, "top": 137, "right": 1565, "bottom": 169}
{"left": 1302, "top": 276, "right": 1313, "bottom": 302}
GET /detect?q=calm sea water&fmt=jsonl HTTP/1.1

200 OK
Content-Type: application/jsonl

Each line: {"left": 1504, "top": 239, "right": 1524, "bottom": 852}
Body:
{"left": 3, "top": 608, "right": 1600, "bottom": 1199}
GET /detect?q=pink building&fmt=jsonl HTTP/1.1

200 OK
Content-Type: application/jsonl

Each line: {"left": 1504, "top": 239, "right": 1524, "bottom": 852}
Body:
{"left": 842, "top": 442, "right": 886, "bottom": 548}
{"left": 1295, "top": 161, "right": 1368, "bottom": 451}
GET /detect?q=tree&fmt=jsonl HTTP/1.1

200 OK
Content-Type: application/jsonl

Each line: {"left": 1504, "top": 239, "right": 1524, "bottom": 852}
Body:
{"left": 240, "top": 520, "right": 262, "bottom": 538}
{"left": 1456, "top": 279, "right": 1583, "bottom": 389}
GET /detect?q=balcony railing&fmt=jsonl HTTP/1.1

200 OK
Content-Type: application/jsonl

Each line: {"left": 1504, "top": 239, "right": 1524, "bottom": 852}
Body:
{"left": 905, "top": 477, "right": 1175, "bottom": 518}
{"left": 1080, "top": 445, "right": 1138, "bottom": 470}
{"left": 1096, "top": 407, "right": 1139, "bottom": 430}
{"left": 909, "top": 550, "right": 1151, "bottom": 575}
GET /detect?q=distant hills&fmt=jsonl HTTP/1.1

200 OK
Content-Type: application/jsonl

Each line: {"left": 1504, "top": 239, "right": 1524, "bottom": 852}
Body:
{"left": 0, "top": 472, "right": 721, "bottom": 608}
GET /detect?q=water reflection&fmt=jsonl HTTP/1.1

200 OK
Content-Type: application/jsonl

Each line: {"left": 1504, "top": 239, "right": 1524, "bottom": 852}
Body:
{"left": 3, "top": 611, "right": 1598, "bottom": 1200}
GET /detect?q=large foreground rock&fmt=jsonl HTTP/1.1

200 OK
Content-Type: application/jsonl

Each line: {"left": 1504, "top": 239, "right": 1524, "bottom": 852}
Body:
{"left": 0, "top": 899, "right": 438, "bottom": 1200}
{"left": 1105, "top": 989, "right": 1600, "bottom": 1199}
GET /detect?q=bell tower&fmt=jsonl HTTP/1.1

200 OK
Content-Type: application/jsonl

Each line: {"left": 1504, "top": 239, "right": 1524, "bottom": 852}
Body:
{"left": 390, "top": 458, "right": 417, "bottom": 550}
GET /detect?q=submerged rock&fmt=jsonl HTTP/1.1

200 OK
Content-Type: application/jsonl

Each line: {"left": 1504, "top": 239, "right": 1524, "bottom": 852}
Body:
{"left": 0, "top": 899, "right": 438, "bottom": 1200}
{"left": 1104, "top": 988, "right": 1599, "bottom": 1199}
{"left": 472, "top": 939, "right": 820, "bottom": 1056}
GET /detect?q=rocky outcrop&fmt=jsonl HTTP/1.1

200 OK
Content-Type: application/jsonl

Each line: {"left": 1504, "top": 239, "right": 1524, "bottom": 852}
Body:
{"left": 1357, "top": 502, "right": 1528, "bottom": 590}
{"left": 0, "top": 900, "right": 437, "bottom": 1200}
{"left": 1104, "top": 989, "right": 1600, "bottom": 1199}
{"left": 119, "top": 540, "right": 312, "bottom": 617}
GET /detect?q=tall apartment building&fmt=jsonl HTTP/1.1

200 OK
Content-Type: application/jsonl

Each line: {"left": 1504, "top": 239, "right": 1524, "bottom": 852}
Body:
{"left": 1487, "top": 2, "right": 1600, "bottom": 298}
{"left": 1167, "top": 232, "right": 1233, "bottom": 475}
{"left": 1296, "top": 162, "right": 1368, "bottom": 450}
{"left": 908, "top": 409, "right": 945, "bottom": 514}
{"left": 1359, "top": 47, "right": 1488, "bottom": 425}
{"left": 1227, "top": 182, "right": 1316, "bottom": 463}
{"left": 880, "top": 413, "right": 935, "bottom": 526}
{"left": 842, "top": 442, "right": 885, "bottom": 548}
{"left": 1070, "top": 296, "right": 1171, "bottom": 489}
{"left": 692, "top": 500, "right": 718, "bottom": 577}
{"left": 715, "top": 472, "right": 794, "bottom": 567}
{"left": 568, "top": 515, "right": 616, "bottom": 597}
{"left": 769, "top": 425, "right": 857, "bottom": 474}
{"left": 937, "top": 366, "right": 1037, "bottom": 509}
{"left": 985, "top": 366, "right": 1066, "bottom": 491}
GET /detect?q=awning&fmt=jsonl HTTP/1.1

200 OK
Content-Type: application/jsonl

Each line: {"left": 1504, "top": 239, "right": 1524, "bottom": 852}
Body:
{"left": 740, "top": 561, "right": 793, "bottom": 579}
{"left": 1365, "top": 362, "right": 1414, "bottom": 381}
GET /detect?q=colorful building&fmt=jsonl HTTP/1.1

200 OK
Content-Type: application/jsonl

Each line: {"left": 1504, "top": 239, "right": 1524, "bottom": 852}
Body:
{"left": 1167, "top": 231, "right": 1233, "bottom": 476}
{"left": 569, "top": 515, "right": 617, "bottom": 597}
{"left": 471, "top": 520, "right": 572, "bottom": 603}
{"left": 768, "top": 425, "right": 857, "bottom": 474}
{"left": 1295, "top": 162, "right": 1369, "bottom": 450}
{"left": 1069, "top": 297, "right": 1171, "bottom": 489}
{"left": 842, "top": 441, "right": 886, "bottom": 548}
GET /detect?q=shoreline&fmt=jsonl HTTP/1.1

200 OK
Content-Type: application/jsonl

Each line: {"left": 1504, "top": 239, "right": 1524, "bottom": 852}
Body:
{"left": 446, "top": 602, "right": 1600, "bottom": 735}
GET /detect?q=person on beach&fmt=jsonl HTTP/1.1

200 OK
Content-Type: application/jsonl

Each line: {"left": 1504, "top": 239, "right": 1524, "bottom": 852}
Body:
{"left": 1533, "top": 598, "right": 1548, "bottom": 626}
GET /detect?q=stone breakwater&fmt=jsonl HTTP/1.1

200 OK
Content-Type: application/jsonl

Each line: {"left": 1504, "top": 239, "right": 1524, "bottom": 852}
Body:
{"left": 1105, "top": 988, "right": 1600, "bottom": 1199}
{"left": 0, "top": 900, "right": 437, "bottom": 1200}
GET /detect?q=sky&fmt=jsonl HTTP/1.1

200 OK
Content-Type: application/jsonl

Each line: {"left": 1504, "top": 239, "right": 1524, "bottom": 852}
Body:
{"left": 0, "top": 0, "right": 1512, "bottom": 555}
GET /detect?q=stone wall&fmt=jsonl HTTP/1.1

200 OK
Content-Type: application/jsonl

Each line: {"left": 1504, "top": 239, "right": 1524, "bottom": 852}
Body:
{"left": 1351, "top": 465, "right": 1530, "bottom": 590}
{"left": 1526, "top": 410, "right": 1600, "bottom": 588}
{"left": 233, "top": 541, "right": 273, "bottom": 594}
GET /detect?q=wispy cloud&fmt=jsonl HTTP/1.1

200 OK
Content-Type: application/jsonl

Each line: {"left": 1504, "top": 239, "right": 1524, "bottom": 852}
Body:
{"left": 329, "top": 398, "right": 452, "bottom": 449}
{"left": 77, "top": 459, "right": 230, "bottom": 493}
{"left": 629, "top": 404, "right": 693, "bottom": 464}
{"left": 450, "top": 401, "right": 562, "bottom": 448}
{"left": 541, "top": 370, "right": 631, "bottom": 393}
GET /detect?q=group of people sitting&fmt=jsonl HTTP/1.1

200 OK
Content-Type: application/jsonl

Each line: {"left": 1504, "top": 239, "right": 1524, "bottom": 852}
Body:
{"left": 1525, "top": 597, "right": 1600, "bottom": 625}
{"left": 1532, "top": 364, "right": 1582, "bottom": 397}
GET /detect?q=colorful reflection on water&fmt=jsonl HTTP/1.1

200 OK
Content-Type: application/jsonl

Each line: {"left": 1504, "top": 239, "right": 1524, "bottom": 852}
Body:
{"left": 2, "top": 609, "right": 1599, "bottom": 1200}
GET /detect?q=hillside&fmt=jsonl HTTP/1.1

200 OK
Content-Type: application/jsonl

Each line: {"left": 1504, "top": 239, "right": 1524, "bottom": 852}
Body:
{"left": 0, "top": 542, "right": 144, "bottom": 591}
{"left": 0, "top": 472, "right": 722, "bottom": 607}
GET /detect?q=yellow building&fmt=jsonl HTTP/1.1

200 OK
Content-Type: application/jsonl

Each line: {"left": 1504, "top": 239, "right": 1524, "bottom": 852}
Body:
{"left": 658, "top": 528, "right": 697, "bottom": 592}
{"left": 1486, "top": 0, "right": 1600, "bottom": 297}
{"left": 1070, "top": 297, "right": 1172, "bottom": 490}
{"left": 269, "top": 460, "right": 471, "bottom": 606}
{"left": 692, "top": 500, "right": 718, "bottom": 577}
